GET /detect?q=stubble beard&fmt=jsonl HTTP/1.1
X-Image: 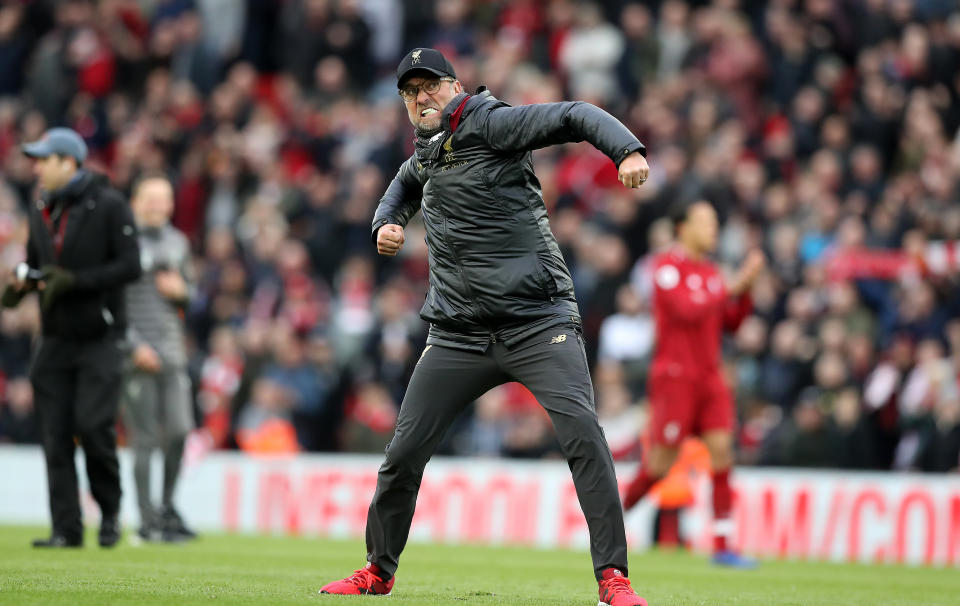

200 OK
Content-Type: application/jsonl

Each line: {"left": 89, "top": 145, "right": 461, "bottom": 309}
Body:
{"left": 415, "top": 112, "right": 442, "bottom": 131}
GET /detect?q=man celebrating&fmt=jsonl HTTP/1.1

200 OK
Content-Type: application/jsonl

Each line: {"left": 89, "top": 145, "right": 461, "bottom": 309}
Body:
{"left": 123, "top": 175, "right": 197, "bottom": 542}
{"left": 3, "top": 128, "right": 141, "bottom": 547}
{"left": 320, "top": 48, "right": 650, "bottom": 606}
{"left": 622, "top": 201, "right": 764, "bottom": 567}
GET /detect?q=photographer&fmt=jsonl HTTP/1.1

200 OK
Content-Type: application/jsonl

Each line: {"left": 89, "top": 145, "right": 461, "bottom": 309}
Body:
{"left": 2, "top": 128, "right": 141, "bottom": 548}
{"left": 122, "top": 175, "right": 197, "bottom": 542}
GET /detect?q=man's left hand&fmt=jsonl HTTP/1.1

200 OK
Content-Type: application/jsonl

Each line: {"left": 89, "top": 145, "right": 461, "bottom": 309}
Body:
{"left": 618, "top": 152, "right": 650, "bottom": 189}
{"left": 155, "top": 270, "right": 187, "bottom": 301}
{"left": 39, "top": 265, "right": 75, "bottom": 311}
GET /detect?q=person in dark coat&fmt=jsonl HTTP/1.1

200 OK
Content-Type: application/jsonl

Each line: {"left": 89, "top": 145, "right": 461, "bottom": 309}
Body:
{"left": 320, "top": 48, "right": 651, "bottom": 606}
{"left": 2, "top": 127, "right": 141, "bottom": 548}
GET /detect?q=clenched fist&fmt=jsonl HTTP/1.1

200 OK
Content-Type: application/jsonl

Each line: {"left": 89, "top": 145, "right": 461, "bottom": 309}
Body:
{"left": 377, "top": 223, "right": 405, "bottom": 256}
{"left": 618, "top": 151, "right": 650, "bottom": 189}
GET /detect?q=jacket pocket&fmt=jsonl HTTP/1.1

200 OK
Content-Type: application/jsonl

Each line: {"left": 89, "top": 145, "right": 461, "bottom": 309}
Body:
{"left": 534, "top": 257, "right": 555, "bottom": 299}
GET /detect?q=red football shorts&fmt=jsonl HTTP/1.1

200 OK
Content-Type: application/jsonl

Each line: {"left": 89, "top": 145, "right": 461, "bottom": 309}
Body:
{"left": 647, "top": 370, "right": 734, "bottom": 446}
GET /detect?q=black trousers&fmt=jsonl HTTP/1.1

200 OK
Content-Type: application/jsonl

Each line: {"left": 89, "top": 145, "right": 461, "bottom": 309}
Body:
{"left": 365, "top": 324, "right": 628, "bottom": 581}
{"left": 30, "top": 336, "right": 123, "bottom": 540}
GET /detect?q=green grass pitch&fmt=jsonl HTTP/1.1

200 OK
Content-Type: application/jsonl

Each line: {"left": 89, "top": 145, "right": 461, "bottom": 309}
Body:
{"left": 0, "top": 526, "right": 957, "bottom": 605}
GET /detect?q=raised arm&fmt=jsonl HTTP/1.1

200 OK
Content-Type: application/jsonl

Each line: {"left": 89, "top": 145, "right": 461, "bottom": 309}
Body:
{"left": 370, "top": 156, "right": 424, "bottom": 243}
{"left": 482, "top": 101, "right": 645, "bottom": 167}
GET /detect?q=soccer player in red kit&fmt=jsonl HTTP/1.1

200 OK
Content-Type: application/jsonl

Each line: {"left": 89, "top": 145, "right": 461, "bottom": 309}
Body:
{"left": 623, "top": 201, "right": 764, "bottom": 567}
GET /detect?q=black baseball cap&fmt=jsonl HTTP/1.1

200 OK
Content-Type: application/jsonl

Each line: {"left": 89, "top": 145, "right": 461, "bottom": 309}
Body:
{"left": 21, "top": 127, "right": 88, "bottom": 164}
{"left": 397, "top": 48, "right": 456, "bottom": 88}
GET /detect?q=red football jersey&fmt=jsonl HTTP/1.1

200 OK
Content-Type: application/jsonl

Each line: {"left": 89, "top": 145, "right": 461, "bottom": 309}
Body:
{"left": 650, "top": 247, "right": 752, "bottom": 378}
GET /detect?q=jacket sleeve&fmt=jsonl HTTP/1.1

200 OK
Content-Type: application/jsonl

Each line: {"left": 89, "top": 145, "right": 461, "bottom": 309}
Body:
{"left": 481, "top": 101, "right": 645, "bottom": 167}
{"left": 370, "top": 155, "right": 424, "bottom": 243}
{"left": 71, "top": 191, "right": 142, "bottom": 291}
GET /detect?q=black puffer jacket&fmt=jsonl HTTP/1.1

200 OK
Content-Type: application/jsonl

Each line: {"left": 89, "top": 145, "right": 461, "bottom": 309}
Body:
{"left": 372, "top": 88, "right": 645, "bottom": 351}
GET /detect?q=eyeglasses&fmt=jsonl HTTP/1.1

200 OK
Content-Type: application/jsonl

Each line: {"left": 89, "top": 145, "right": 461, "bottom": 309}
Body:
{"left": 398, "top": 77, "right": 455, "bottom": 102}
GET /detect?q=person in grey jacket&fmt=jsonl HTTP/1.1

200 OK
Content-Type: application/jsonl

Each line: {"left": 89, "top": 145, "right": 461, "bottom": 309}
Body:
{"left": 123, "top": 175, "right": 197, "bottom": 542}
{"left": 321, "top": 49, "right": 650, "bottom": 606}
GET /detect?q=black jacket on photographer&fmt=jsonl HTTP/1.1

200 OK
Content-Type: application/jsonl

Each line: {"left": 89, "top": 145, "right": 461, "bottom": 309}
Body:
{"left": 372, "top": 88, "right": 645, "bottom": 351}
{"left": 25, "top": 169, "right": 141, "bottom": 340}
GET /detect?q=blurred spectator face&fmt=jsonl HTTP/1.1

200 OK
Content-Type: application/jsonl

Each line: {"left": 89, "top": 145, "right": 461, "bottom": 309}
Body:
{"left": 661, "top": 0, "right": 688, "bottom": 29}
{"left": 679, "top": 202, "right": 718, "bottom": 255}
{"left": 771, "top": 320, "right": 801, "bottom": 359}
{"left": 436, "top": 0, "right": 469, "bottom": 27}
{"left": 794, "top": 398, "right": 823, "bottom": 431}
{"left": 828, "top": 281, "right": 858, "bottom": 315}
{"left": 818, "top": 317, "right": 847, "bottom": 353}
{"left": 242, "top": 320, "right": 272, "bottom": 355}
{"left": 901, "top": 281, "right": 935, "bottom": 320}
{"left": 850, "top": 145, "right": 882, "bottom": 183}
{"left": 833, "top": 388, "right": 861, "bottom": 429}
{"left": 763, "top": 184, "right": 793, "bottom": 222}
{"left": 57, "top": 0, "right": 94, "bottom": 26}
{"left": 792, "top": 87, "right": 824, "bottom": 123}
{"left": 786, "top": 287, "right": 817, "bottom": 322}
{"left": 131, "top": 177, "right": 174, "bottom": 228}
{"left": 814, "top": 351, "right": 848, "bottom": 390}
{"left": 846, "top": 334, "right": 874, "bottom": 373}
{"left": 615, "top": 284, "right": 644, "bottom": 315}
{"left": 0, "top": 5, "right": 23, "bottom": 40}
{"left": 771, "top": 222, "right": 799, "bottom": 262}
{"left": 592, "top": 234, "right": 629, "bottom": 276}
{"left": 276, "top": 239, "right": 310, "bottom": 275}
{"left": 836, "top": 216, "right": 866, "bottom": 249}
{"left": 209, "top": 325, "right": 240, "bottom": 359}
{"left": 400, "top": 73, "right": 463, "bottom": 131}
{"left": 621, "top": 3, "right": 651, "bottom": 39}
{"left": 820, "top": 115, "right": 850, "bottom": 151}
{"left": 205, "top": 227, "right": 237, "bottom": 262}
{"left": 32, "top": 154, "right": 77, "bottom": 191}
{"left": 251, "top": 378, "right": 292, "bottom": 412}
{"left": 177, "top": 11, "right": 203, "bottom": 45}
{"left": 735, "top": 316, "right": 767, "bottom": 355}
{"left": 151, "top": 19, "right": 179, "bottom": 57}
{"left": 314, "top": 56, "right": 348, "bottom": 95}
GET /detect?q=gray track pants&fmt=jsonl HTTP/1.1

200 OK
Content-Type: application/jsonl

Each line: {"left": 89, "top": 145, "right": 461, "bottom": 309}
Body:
{"left": 365, "top": 324, "right": 628, "bottom": 581}
{"left": 122, "top": 367, "right": 194, "bottom": 522}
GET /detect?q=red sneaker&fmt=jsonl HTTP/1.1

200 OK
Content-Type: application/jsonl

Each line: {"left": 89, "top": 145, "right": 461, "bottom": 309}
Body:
{"left": 319, "top": 564, "right": 394, "bottom": 595}
{"left": 598, "top": 568, "right": 647, "bottom": 606}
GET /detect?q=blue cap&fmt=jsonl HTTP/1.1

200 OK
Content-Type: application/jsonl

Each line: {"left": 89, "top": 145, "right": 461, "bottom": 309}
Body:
{"left": 21, "top": 128, "right": 88, "bottom": 164}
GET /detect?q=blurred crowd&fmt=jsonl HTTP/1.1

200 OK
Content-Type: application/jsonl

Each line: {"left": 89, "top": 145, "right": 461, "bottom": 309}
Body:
{"left": 0, "top": 0, "right": 959, "bottom": 472}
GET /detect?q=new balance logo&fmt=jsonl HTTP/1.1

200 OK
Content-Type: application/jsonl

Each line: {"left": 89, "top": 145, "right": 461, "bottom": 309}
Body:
{"left": 550, "top": 334, "right": 567, "bottom": 344}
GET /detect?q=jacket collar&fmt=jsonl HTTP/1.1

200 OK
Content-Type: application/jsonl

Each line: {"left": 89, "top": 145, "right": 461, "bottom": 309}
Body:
{"left": 414, "top": 87, "right": 495, "bottom": 166}
{"left": 441, "top": 92, "right": 471, "bottom": 132}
